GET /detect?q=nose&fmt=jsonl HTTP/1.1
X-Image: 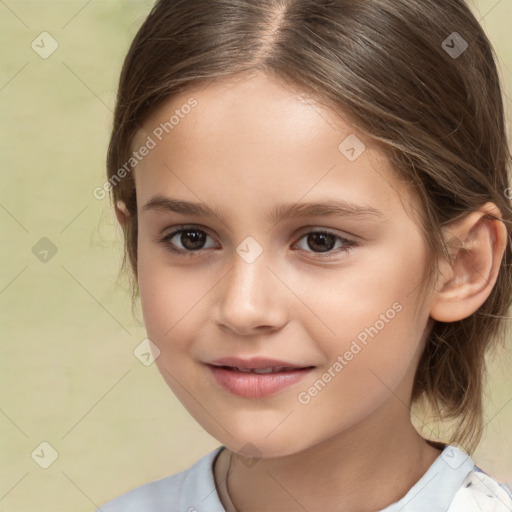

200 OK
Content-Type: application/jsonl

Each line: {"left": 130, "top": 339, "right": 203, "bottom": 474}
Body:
{"left": 212, "top": 249, "right": 289, "bottom": 336}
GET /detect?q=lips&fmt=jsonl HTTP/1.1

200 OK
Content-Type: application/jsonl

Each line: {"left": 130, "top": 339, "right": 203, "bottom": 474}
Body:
{"left": 206, "top": 356, "right": 315, "bottom": 398}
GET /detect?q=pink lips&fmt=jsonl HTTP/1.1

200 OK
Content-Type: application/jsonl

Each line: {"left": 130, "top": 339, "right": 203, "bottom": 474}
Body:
{"left": 206, "top": 356, "right": 314, "bottom": 398}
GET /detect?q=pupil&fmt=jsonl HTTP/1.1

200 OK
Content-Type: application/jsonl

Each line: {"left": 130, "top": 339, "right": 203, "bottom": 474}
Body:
{"left": 181, "top": 230, "right": 206, "bottom": 250}
{"left": 308, "top": 232, "right": 335, "bottom": 253}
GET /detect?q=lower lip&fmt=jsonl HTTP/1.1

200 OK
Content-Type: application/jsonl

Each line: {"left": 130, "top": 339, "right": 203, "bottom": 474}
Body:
{"left": 206, "top": 365, "right": 314, "bottom": 398}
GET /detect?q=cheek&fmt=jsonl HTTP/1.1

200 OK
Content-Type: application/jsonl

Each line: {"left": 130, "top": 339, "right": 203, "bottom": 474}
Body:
{"left": 290, "top": 289, "right": 426, "bottom": 448}
{"left": 294, "top": 242, "right": 427, "bottom": 347}
{"left": 137, "top": 255, "right": 213, "bottom": 411}
{"left": 303, "top": 245, "right": 429, "bottom": 394}
{"left": 137, "top": 246, "right": 214, "bottom": 354}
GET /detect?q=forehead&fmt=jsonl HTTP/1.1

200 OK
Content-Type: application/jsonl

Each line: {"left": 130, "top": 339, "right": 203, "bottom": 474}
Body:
{"left": 131, "top": 71, "right": 416, "bottom": 223}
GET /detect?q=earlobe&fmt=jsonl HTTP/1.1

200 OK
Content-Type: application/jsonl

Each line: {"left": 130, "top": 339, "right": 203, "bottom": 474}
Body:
{"left": 430, "top": 202, "right": 507, "bottom": 323}
{"left": 115, "top": 200, "right": 130, "bottom": 228}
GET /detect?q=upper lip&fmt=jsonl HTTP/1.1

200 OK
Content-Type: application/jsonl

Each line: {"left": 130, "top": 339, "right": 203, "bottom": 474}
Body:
{"left": 207, "top": 356, "right": 313, "bottom": 370}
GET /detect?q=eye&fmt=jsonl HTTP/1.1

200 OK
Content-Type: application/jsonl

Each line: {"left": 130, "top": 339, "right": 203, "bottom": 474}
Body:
{"left": 158, "top": 226, "right": 358, "bottom": 259}
{"left": 292, "top": 230, "right": 358, "bottom": 259}
{"left": 159, "top": 226, "right": 218, "bottom": 256}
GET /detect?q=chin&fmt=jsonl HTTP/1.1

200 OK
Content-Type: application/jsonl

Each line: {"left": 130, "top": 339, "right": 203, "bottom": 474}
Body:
{"left": 210, "top": 422, "right": 315, "bottom": 460}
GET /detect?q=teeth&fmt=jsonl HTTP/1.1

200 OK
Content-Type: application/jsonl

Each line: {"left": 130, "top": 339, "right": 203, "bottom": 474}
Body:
{"left": 252, "top": 367, "right": 278, "bottom": 374}
{"left": 235, "top": 366, "right": 292, "bottom": 374}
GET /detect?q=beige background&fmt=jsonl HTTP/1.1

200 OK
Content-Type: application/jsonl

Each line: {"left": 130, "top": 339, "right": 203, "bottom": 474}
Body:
{"left": 0, "top": 1, "right": 511, "bottom": 510}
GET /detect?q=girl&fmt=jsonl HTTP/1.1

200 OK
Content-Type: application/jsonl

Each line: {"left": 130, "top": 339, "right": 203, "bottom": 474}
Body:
{"left": 99, "top": 0, "right": 512, "bottom": 510}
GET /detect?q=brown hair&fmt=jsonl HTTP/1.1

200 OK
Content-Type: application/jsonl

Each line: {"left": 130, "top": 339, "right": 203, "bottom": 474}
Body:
{"left": 106, "top": 0, "right": 512, "bottom": 452}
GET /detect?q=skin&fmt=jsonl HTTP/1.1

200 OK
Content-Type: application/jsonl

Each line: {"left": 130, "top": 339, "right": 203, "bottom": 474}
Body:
{"left": 116, "top": 70, "right": 507, "bottom": 512}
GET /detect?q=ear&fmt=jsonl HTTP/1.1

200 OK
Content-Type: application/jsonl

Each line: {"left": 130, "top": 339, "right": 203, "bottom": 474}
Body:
{"left": 115, "top": 200, "right": 131, "bottom": 228}
{"left": 430, "top": 202, "right": 508, "bottom": 323}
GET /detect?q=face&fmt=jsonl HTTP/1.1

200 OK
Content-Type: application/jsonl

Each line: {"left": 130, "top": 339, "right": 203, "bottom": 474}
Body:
{"left": 131, "top": 70, "right": 435, "bottom": 457}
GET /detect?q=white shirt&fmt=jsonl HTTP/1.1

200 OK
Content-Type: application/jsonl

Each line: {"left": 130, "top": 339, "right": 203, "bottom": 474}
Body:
{"left": 98, "top": 444, "right": 512, "bottom": 512}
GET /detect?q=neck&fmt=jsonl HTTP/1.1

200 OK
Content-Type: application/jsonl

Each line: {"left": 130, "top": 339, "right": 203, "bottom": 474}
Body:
{"left": 216, "top": 400, "right": 442, "bottom": 512}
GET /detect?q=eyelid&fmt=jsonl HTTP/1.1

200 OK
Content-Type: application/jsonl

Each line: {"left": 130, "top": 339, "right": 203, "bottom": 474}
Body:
{"left": 294, "top": 224, "right": 360, "bottom": 241}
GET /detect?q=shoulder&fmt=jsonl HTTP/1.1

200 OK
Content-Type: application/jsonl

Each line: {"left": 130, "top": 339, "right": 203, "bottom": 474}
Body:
{"left": 381, "top": 444, "right": 511, "bottom": 512}
{"left": 97, "top": 446, "right": 226, "bottom": 512}
{"left": 447, "top": 467, "right": 512, "bottom": 512}
{"left": 98, "top": 472, "right": 187, "bottom": 512}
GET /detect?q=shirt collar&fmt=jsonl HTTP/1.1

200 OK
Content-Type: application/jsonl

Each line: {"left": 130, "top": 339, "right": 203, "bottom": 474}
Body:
{"left": 380, "top": 445, "right": 475, "bottom": 512}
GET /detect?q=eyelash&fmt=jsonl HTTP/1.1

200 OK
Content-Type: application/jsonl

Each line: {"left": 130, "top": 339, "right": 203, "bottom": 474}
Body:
{"left": 158, "top": 225, "right": 359, "bottom": 260}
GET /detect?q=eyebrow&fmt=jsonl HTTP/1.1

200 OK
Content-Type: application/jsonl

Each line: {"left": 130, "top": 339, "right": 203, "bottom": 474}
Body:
{"left": 142, "top": 195, "right": 385, "bottom": 224}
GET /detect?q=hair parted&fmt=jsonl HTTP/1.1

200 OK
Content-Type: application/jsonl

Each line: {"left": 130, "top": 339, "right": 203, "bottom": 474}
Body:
{"left": 106, "top": 0, "right": 512, "bottom": 452}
